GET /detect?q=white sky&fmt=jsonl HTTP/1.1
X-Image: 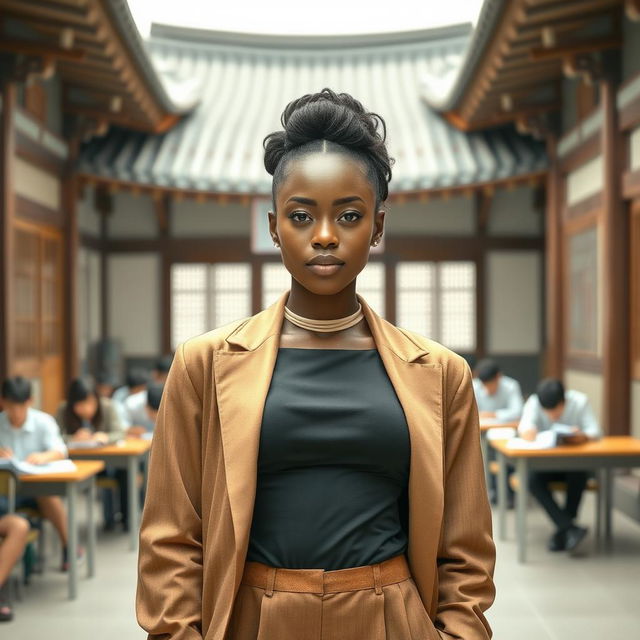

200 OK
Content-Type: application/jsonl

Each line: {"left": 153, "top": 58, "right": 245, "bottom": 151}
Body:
{"left": 127, "top": 0, "right": 485, "bottom": 38}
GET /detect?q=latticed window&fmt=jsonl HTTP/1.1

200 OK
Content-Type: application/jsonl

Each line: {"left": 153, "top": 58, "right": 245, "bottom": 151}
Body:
{"left": 171, "top": 263, "right": 251, "bottom": 349}
{"left": 396, "top": 261, "right": 476, "bottom": 351}
{"left": 356, "top": 261, "right": 385, "bottom": 317}
{"left": 262, "top": 262, "right": 290, "bottom": 310}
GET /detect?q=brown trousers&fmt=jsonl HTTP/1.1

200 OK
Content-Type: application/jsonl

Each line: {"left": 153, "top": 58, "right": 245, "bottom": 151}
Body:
{"left": 227, "top": 554, "right": 440, "bottom": 640}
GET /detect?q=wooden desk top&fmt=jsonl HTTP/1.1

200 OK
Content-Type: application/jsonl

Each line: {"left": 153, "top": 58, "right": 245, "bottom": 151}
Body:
{"left": 490, "top": 436, "right": 640, "bottom": 458}
{"left": 68, "top": 438, "right": 152, "bottom": 457}
{"left": 479, "top": 420, "right": 519, "bottom": 432}
{"left": 19, "top": 460, "right": 105, "bottom": 483}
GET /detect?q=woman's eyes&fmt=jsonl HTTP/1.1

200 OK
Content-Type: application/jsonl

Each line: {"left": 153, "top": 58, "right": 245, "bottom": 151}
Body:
{"left": 288, "top": 211, "right": 362, "bottom": 223}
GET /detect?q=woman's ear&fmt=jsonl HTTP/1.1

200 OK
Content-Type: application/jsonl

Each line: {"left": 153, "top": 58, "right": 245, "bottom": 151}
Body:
{"left": 267, "top": 210, "right": 279, "bottom": 246}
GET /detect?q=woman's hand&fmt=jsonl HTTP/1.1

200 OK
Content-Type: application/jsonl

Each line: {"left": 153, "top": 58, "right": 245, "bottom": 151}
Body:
{"left": 25, "top": 452, "right": 48, "bottom": 465}
{"left": 520, "top": 428, "right": 538, "bottom": 442}
{"left": 93, "top": 431, "right": 110, "bottom": 444}
{"left": 72, "top": 428, "right": 93, "bottom": 442}
{"left": 127, "top": 425, "right": 147, "bottom": 439}
{"left": 0, "top": 447, "right": 13, "bottom": 459}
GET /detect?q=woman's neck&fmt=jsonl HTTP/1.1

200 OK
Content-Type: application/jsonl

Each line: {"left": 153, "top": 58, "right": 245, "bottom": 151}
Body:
{"left": 285, "top": 280, "right": 360, "bottom": 320}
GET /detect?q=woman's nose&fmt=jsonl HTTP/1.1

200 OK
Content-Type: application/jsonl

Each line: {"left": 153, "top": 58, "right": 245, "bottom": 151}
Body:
{"left": 311, "top": 219, "right": 339, "bottom": 248}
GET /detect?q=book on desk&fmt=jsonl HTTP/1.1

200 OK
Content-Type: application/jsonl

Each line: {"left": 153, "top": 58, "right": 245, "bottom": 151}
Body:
{"left": 0, "top": 458, "right": 78, "bottom": 476}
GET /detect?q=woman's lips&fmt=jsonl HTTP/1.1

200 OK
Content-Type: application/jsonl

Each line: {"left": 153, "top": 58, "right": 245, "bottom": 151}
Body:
{"left": 305, "top": 263, "right": 344, "bottom": 276}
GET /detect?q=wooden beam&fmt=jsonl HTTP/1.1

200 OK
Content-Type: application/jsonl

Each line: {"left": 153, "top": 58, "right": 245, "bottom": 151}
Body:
{"left": 544, "top": 135, "right": 563, "bottom": 378}
{"left": 530, "top": 36, "right": 621, "bottom": 61}
{"left": 0, "top": 81, "right": 16, "bottom": 381}
{"left": 600, "top": 76, "right": 630, "bottom": 435}
{"left": 523, "top": 0, "right": 620, "bottom": 26}
{"left": 0, "top": 37, "right": 86, "bottom": 61}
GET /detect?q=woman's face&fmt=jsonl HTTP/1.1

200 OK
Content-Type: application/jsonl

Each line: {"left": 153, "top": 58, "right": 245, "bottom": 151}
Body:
{"left": 73, "top": 394, "right": 98, "bottom": 421}
{"left": 268, "top": 152, "right": 384, "bottom": 296}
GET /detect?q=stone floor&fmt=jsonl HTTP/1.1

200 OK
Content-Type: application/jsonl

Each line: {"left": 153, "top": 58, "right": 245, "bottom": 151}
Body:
{"left": 5, "top": 492, "right": 640, "bottom": 639}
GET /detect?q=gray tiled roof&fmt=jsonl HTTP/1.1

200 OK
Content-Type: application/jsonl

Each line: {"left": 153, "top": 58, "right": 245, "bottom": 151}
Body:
{"left": 78, "top": 22, "right": 546, "bottom": 194}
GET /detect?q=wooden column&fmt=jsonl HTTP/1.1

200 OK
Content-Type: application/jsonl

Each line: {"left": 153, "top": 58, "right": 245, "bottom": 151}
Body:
{"left": 94, "top": 187, "right": 112, "bottom": 341}
{"left": 63, "top": 143, "right": 80, "bottom": 380}
{"left": 544, "top": 135, "right": 564, "bottom": 379}
{"left": 600, "top": 78, "right": 630, "bottom": 435}
{"left": 474, "top": 188, "right": 492, "bottom": 359}
{"left": 0, "top": 81, "right": 16, "bottom": 381}
{"left": 155, "top": 193, "right": 172, "bottom": 354}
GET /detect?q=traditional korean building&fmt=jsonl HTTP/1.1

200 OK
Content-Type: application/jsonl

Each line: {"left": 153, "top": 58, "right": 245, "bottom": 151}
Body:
{"left": 1, "top": 1, "right": 638, "bottom": 471}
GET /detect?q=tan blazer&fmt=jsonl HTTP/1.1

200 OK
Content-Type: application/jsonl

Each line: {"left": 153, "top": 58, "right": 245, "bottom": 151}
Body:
{"left": 136, "top": 290, "right": 496, "bottom": 640}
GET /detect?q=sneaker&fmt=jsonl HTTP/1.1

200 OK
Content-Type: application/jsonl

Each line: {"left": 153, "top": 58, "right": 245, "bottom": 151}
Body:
{"left": 61, "top": 545, "right": 85, "bottom": 572}
{"left": 0, "top": 581, "right": 13, "bottom": 622}
{"left": 565, "top": 525, "right": 588, "bottom": 556}
{"left": 547, "top": 529, "right": 567, "bottom": 552}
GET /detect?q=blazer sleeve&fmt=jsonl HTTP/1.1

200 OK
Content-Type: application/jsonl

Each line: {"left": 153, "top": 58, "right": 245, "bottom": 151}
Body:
{"left": 435, "top": 358, "right": 496, "bottom": 639}
{"left": 136, "top": 342, "right": 204, "bottom": 640}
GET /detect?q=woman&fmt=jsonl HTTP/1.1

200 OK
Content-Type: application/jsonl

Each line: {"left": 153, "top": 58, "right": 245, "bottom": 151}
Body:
{"left": 56, "top": 377, "right": 125, "bottom": 444}
{"left": 137, "top": 89, "right": 495, "bottom": 640}
{"left": 56, "top": 378, "right": 128, "bottom": 530}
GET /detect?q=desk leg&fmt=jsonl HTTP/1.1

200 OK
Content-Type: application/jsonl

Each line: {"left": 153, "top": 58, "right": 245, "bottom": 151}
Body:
{"left": 497, "top": 451, "right": 507, "bottom": 541}
{"left": 516, "top": 458, "right": 528, "bottom": 564}
{"left": 604, "top": 467, "right": 613, "bottom": 550}
{"left": 67, "top": 483, "right": 78, "bottom": 600}
{"left": 596, "top": 468, "right": 604, "bottom": 549}
{"left": 128, "top": 456, "right": 138, "bottom": 551}
{"left": 87, "top": 477, "right": 96, "bottom": 578}
{"left": 481, "top": 432, "right": 490, "bottom": 497}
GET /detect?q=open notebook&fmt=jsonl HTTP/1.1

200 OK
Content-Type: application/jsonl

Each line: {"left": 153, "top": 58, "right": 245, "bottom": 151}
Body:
{"left": 0, "top": 458, "right": 77, "bottom": 476}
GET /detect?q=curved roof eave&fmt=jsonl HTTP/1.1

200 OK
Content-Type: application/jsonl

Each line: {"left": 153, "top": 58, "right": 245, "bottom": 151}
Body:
{"left": 150, "top": 21, "right": 473, "bottom": 51}
{"left": 106, "top": 0, "right": 195, "bottom": 114}
{"left": 422, "top": 0, "right": 507, "bottom": 112}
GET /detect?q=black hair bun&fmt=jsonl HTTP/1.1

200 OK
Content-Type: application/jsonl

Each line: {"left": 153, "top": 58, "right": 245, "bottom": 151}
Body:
{"left": 263, "top": 88, "right": 393, "bottom": 198}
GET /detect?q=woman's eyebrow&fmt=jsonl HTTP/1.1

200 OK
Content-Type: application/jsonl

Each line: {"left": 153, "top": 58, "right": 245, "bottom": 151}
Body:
{"left": 286, "top": 196, "right": 365, "bottom": 206}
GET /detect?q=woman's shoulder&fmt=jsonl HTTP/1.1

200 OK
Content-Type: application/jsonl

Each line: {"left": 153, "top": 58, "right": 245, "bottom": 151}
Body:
{"left": 393, "top": 324, "right": 470, "bottom": 372}
{"left": 178, "top": 315, "right": 253, "bottom": 363}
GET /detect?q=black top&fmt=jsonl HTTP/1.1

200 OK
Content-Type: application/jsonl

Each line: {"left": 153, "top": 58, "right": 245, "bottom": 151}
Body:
{"left": 246, "top": 347, "right": 410, "bottom": 571}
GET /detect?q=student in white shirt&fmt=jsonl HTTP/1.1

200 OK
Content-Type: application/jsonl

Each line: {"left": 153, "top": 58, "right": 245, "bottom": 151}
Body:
{"left": 473, "top": 359, "right": 524, "bottom": 423}
{"left": 473, "top": 359, "right": 524, "bottom": 506}
{"left": 518, "top": 378, "right": 602, "bottom": 554}
{"left": 0, "top": 377, "right": 80, "bottom": 571}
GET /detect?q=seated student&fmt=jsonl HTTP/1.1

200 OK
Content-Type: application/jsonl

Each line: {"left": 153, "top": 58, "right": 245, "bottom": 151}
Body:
{"left": 111, "top": 368, "right": 149, "bottom": 407}
{"left": 473, "top": 359, "right": 524, "bottom": 507}
{"left": 473, "top": 358, "right": 524, "bottom": 423}
{"left": 518, "top": 378, "right": 602, "bottom": 554}
{"left": 144, "top": 382, "right": 163, "bottom": 428}
{"left": 56, "top": 377, "right": 125, "bottom": 444}
{"left": 112, "top": 369, "right": 151, "bottom": 436}
{"left": 95, "top": 371, "right": 118, "bottom": 400}
{"left": 0, "top": 377, "right": 80, "bottom": 571}
{"left": 56, "top": 378, "right": 127, "bottom": 531}
{"left": 123, "top": 375, "right": 156, "bottom": 438}
{"left": 152, "top": 355, "right": 173, "bottom": 385}
{"left": 0, "top": 514, "right": 29, "bottom": 622}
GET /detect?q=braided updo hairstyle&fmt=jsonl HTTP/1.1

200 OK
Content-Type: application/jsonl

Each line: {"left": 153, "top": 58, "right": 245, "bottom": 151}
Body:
{"left": 263, "top": 88, "right": 394, "bottom": 211}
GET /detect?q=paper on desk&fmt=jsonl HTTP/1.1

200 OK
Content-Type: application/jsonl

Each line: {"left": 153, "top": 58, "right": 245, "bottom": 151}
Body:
{"left": 0, "top": 458, "right": 77, "bottom": 475}
{"left": 68, "top": 440, "right": 104, "bottom": 449}
{"left": 487, "top": 427, "right": 517, "bottom": 441}
{"left": 479, "top": 417, "right": 503, "bottom": 426}
{"left": 506, "top": 430, "right": 558, "bottom": 450}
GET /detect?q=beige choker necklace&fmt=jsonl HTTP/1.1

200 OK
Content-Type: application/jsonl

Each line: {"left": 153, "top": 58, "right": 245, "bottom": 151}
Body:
{"left": 284, "top": 303, "right": 364, "bottom": 332}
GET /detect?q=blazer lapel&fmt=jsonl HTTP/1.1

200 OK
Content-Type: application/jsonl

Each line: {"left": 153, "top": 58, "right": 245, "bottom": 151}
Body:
{"left": 359, "top": 297, "right": 444, "bottom": 612}
{"left": 213, "top": 292, "right": 288, "bottom": 591}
